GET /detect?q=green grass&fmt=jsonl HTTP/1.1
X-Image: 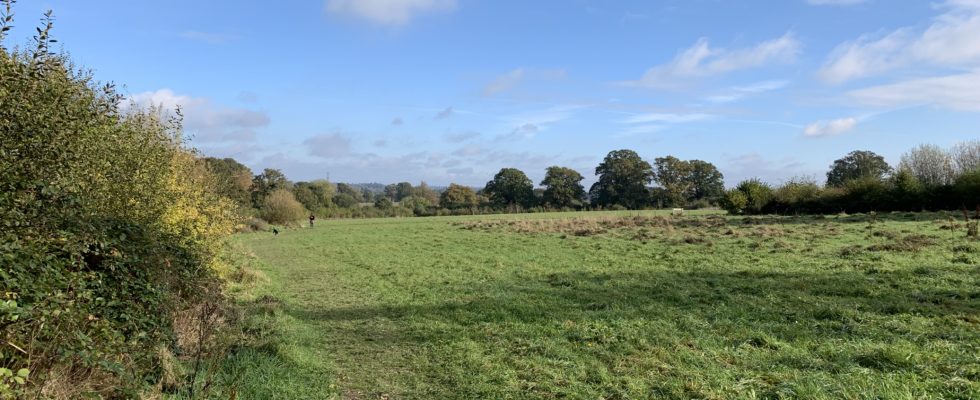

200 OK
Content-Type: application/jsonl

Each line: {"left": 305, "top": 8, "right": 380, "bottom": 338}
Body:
{"left": 208, "top": 210, "right": 979, "bottom": 399}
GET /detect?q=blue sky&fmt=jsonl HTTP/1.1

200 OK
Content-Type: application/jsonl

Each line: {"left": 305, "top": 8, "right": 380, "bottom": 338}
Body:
{"left": 13, "top": 0, "right": 980, "bottom": 186}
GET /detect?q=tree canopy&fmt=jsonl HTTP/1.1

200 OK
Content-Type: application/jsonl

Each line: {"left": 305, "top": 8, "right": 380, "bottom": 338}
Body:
{"left": 541, "top": 166, "right": 586, "bottom": 208}
{"left": 826, "top": 150, "right": 892, "bottom": 187}
{"left": 484, "top": 168, "right": 535, "bottom": 208}
{"left": 591, "top": 150, "right": 653, "bottom": 209}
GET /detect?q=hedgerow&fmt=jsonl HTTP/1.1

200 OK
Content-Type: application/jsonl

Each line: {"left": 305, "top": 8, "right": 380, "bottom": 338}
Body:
{"left": 0, "top": 5, "right": 236, "bottom": 398}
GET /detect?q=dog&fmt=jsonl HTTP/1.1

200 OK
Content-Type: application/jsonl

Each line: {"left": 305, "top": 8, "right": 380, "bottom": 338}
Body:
{"left": 272, "top": 228, "right": 279, "bottom": 236}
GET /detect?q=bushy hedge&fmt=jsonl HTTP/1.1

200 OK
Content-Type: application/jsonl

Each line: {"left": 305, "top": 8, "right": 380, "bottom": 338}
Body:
{"left": 725, "top": 172, "right": 980, "bottom": 216}
{"left": 0, "top": 15, "right": 235, "bottom": 398}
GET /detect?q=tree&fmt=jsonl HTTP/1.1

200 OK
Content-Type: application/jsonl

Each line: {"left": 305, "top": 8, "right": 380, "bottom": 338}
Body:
{"left": 332, "top": 193, "right": 359, "bottom": 208}
{"left": 484, "top": 168, "right": 535, "bottom": 208}
{"left": 336, "top": 183, "right": 364, "bottom": 202}
{"left": 440, "top": 183, "right": 479, "bottom": 210}
{"left": 891, "top": 169, "right": 924, "bottom": 210}
{"left": 720, "top": 189, "right": 749, "bottom": 215}
{"left": 952, "top": 140, "right": 980, "bottom": 176}
{"left": 590, "top": 150, "right": 653, "bottom": 209}
{"left": 251, "top": 168, "right": 292, "bottom": 208}
{"left": 826, "top": 150, "right": 891, "bottom": 187}
{"left": 723, "top": 178, "right": 773, "bottom": 214}
{"left": 374, "top": 197, "right": 394, "bottom": 210}
{"left": 899, "top": 144, "right": 955, "bottom": 187}
{"left": 394, "top": 182, "right": 414, "bottom": 201}
{"left": 687, "top": 160, "right": 725, "bottom": 202}
{"left": 204, "top": 157, "right": 253, "bottom": 208}
{"left": 540, "top": 166, "right": 585, "bottom": 208}
{"left": 652, "top": 156, "right": 692, "bottom": 207}
{"left": 261, "top": 189, "right": 307, "bottom": 224}
{"left": 293, "top": 180, "right": 335, "bottom": 211}
{"left": 413, "top": 181, "right": 440, "bottom": 205}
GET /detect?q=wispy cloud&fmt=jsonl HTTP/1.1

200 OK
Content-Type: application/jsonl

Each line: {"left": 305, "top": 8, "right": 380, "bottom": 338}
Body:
{"left": 434, "top": 106, "right": 455, "bottom": 120}
{"left": 325, "top": 0, "right": 456, "bottom": 26}
{"left": 127, "top": 89, "right": 268, "bottom": 143}
{"left": 482, "top": 68, "right": 566, "bottom": 96}
{"left": 497, "top": 105, "right": 584, "bottom": 141}
{"left": 848, "top": 70, "right": 980, "bottom": 111}
{"left": 819, "top": 0, "right": 980, "bottom": 83}
{"left": 705, "top": 80, "right": 790, "bottom": 103}
{"left": 304, "top": 132, "right": 353, "bottom": 158}
{"left": 620, "top": 113, "right": 713, "bottom": 124}
{"left": 629, "top": 33, "right": 800, "bottom": 89}
{"left": 803, "top": 117, "right": 858, "bottom": 137}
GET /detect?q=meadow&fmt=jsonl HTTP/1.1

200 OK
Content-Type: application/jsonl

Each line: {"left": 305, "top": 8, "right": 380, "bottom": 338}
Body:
{"left": 211, "top": 210, "right": 978, "bottom": 399}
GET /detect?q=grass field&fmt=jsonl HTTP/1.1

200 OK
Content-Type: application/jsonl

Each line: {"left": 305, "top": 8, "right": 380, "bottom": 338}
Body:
{"left": 210, "top": 210, "right": 978, "bottom": 399}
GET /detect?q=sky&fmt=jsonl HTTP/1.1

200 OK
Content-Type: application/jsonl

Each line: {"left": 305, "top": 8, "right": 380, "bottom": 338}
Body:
{"left": 11, "top": 0, "right": 980, "bottom": 186}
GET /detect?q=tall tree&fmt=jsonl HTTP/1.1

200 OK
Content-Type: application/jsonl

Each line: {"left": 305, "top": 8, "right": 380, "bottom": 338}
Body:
{"left": 652, "top": 156, "right": 693, "bottom": 207}
{"left": 440, "top": 183, "right": 479, "bottom": 209}
{"left": 204, "top": 157, "right": 253, "bottom": 208}
{"left": 292, "top": 180, "right": 335, "bottom": 211}
{"left": 413, "top": 181, "right": 440, "bottom": 205}
{"left": 251, "top": 168, "right": 292, "bottom": 208}
{"left": 336, "top": 183, "right": 364, "bottom": 202}
{"left": 899, "top": 144, "right": 955, "bottom": 187}
{"left": 540, "top": 166, "right": 586, "bottom": 208}
{"left": 826, "top": 150, "right": 892, "bottom": 187}
{"left": 590, "top": 149, "right": 653, "bottom": 209}
{"left": 952, "top": 140, "right": 980, "bottom": 175}
{"left": 484, "top": 168, "right": 535, "bottom": 208}
{"left": 686, "top": 160, "right": 725, "bottom": 202}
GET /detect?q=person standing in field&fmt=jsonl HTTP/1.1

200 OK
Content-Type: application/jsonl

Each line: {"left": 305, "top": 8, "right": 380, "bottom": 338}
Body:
{"left": 309, "top": 213, "right": 316, "bottom": 228}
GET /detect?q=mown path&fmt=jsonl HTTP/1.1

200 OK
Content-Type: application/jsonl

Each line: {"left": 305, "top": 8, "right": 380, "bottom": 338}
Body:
{"left": 215, "top": 211, "right": 979, "bottom": 399}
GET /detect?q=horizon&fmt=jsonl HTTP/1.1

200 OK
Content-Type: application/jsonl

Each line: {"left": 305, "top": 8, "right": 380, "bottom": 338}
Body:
{"left": 13, "top": 0, "right": 980, "bottom": 187}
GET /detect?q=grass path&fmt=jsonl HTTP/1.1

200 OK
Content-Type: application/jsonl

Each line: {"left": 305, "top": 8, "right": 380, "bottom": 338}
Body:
{"left": 215, "top": 211, "right": 979, "bottom": 399}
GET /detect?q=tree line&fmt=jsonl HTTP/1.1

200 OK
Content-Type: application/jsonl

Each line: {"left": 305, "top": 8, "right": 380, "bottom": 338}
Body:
{"left": 219, "top": 141, "right": 979, "bottom": 225}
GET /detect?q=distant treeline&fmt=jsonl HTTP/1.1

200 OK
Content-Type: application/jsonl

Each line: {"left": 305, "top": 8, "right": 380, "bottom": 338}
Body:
{"left": 210, "top": 142, "right": 979, "bottom": 224}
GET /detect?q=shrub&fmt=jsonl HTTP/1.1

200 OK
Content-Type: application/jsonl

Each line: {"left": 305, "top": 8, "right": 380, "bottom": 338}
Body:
{"left": 721, "top": 189, "right": 748, "bottom": 214}
{"left": 1, "top": 12, "right": 236, "bottom": 397}
{"left": 260, "top": 189, "right": 307, "bottom": 224}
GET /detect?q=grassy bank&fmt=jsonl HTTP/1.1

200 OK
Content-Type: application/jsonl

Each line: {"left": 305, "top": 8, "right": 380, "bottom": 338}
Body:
{"left": 208, "top": 210, "right": 978, "bottom": 399}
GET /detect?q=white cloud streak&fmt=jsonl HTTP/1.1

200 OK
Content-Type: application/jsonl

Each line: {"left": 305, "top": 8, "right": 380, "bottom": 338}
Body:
{"left": 325, "top": 0, "right": 456, "bottom": 26}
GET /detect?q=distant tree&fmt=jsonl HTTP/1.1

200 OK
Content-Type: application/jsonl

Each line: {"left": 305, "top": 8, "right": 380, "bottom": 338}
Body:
{"left": 891, "top": 168, "right": 924, "bottom": 209}
{"left": 899, "top": 144, "right": 955, "bottom": 187}
{"left": 686, "top": 160, "right": 725, "bottom": 203}
{"left": 826, "top": 150, "right": 891, "bottom": 187}
{"left": 440, "top": 183, "right": 479, "bottom": 209}
{"left": 251, "top": 168, "right": 292, "bottom": 208}
{"left": 384, "top": 184, "right": 399, "bottom": 201}
{"left": 395, "top": 182, "right": 414, "bottom": 201}
{"left": 374, "top": 196, "right": 394, "bottom": 210}
{"left": 336, "top": 183, "right": 364, "bottom": 202}
{"left": 413, "top": 181, "right": 440, "bottom": 205}
{"left": 261, "top": 189, "right": 307, "bottom": 224}
{"left": 951, "top": 140, "right": 980, "bottom": 176}
{"left": 399, "top": 195, "right": 431, "bottom": 216}
{"left": 332, "top": 193, "right": 359, "bottom": 208}
{"left": 204, "top": 157, "right": 254, "bottom": 208}
{"left": 954, "top": 169, "right": 980, "bottom": 205}
{"left": 540, "top": 166, "right": 586, "bottom": 209}
{"left": 293, "top": 180, "right": 335, "bottom": 211}
{"left": 361, "top": 187, "right": 374, "bottom": 203}
{"left": 590, "top": 150, "right": 653, "bottom": 209}
{"left": 722, "top": 178, "right": 773, "bottom": 215}
{"left": 484, "top": 168, "right": 535, "bottom": 208}
{"left": 652, "top": 156, "right": 692, "bottom": 207}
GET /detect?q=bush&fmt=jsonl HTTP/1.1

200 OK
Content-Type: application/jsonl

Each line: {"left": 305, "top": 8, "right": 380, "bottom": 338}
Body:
{"left": 721, "top": 189, "right": 748, "bottom": 214}
{"left": 1, "top": 14, "right": 236, "bottom": 397}
{"left": 260, "top": 189, "right": 307, "bottom": 224}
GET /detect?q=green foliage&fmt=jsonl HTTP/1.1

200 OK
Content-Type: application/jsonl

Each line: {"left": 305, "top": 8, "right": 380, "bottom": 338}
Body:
{"left": 336, "top": 183, "right": 364, "bottom": 203}
{"left": 251, "top": 168, "right": 292, "bottom": 208}
{"left": 484, "top": 168, "right": 535, "bottom": 209}
{"left": 440, "top": 183, "right": 478, "bottom": 210}
{"left": 205, "top": 157, "right": 254, "bottom": 208}
{"left": 591, "top": 150, "right": 653, "bottom": 209}
{"left": 293, "top": 180, "right": 336, "bottom": 212}
{"left": 720, "top": 189, "right": 748, "bottom": 214}
{"left": 0, "top": 9, "right": 235, "bottom": 396}
{"left": 260, "top": 189, "right": 307, "bottom": 224}
{"left": 333, "top": 193, "right": 359, "bottom": 208}
{"left": 953, "top": 169, "right": 980, "bottom": 204}
{"left": 826, "top": 150, "right": 891, "bottom": 187}
{"left": 540, "top": 166, "right": 586, "bottom": 209}
{"left": 374, "top": 196, "right": 394, "bottom": 210}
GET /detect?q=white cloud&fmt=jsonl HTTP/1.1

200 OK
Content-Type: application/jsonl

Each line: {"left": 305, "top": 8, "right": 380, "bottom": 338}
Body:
{"left": 632, "top": 33, "right": 800, "bottom": 88}
{"left": 849, "top": 70, "right": 980, "bottom": 111}
{"left": 819, "top": 0, "right": 980, "bottom": 83}
{"left": 127, "top": 89, "right": 269, "bottom": 143}
{"left": 325, "top": 0, "right": 455, "bottom": 26}
{"left": 482, "top": 68, "right": 566, "bottom": 96}
{"left": 806, "top": 0, "right": 869, "bottom": 5}
{"left": 706, "top": 80, "right": 790, "bottom": 103}
{"left": 497, "top": 105, "right": 583, "bottom": 141}
{"left": 803, "top": 117, "right": 858, "bottom": 137}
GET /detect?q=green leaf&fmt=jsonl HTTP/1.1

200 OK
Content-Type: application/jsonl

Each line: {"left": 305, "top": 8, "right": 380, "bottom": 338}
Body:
{"left": 16, "top": 369, "right": 28, "bottom": 378}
